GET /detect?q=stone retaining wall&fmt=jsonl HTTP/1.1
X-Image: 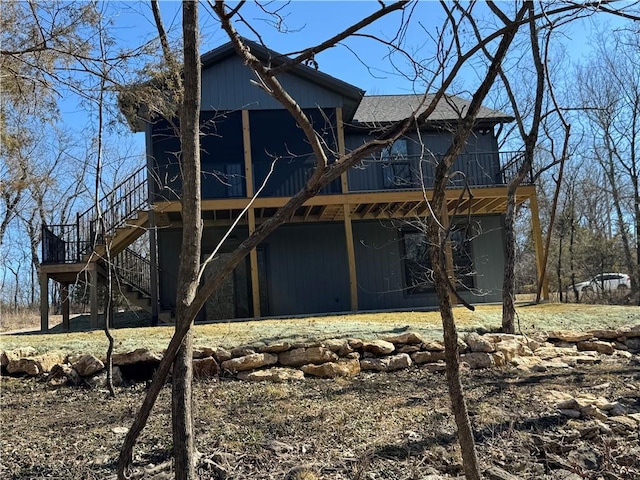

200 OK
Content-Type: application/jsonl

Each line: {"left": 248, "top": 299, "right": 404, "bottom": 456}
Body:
{"left": 2, "top": 325, "right": 639, "bottom": 387}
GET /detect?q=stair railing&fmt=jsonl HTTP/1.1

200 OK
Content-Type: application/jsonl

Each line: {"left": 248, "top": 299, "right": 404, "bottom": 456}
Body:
{"left": 112, "top": 247, "right": 152, "bottom": 297}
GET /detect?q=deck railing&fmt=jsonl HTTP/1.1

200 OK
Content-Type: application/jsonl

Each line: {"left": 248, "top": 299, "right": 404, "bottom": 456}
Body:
{"left": 113, "top": 247, "right": 151, "bottom": 297}
{"left": 42, "top": 165, "right": 148, "bottom": 264}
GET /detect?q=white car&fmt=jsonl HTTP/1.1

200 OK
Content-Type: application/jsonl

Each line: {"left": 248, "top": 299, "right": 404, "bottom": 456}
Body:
{"left": 570, "top": 273, "right": 631, "bottom": 293}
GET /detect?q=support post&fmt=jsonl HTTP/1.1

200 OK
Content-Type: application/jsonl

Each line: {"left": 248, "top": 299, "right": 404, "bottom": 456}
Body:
{"left": 336, "top": 107, "right": 349, "bottom": 194}
{"left": 343, "top": 204, "right": 358, "bottom": 311}
{"left": 243, "top": 110, "right": 261, "bottom": 317}
{"left": 529, "top": 193, "right": 549, "bottom": 300}
{"left": 61, "top": 283, "right": 70, "bottom": 331}
{"left": 89, "top": 264, "right": 99, "bottom": 329}
{"left": 145, "top": 122, "right": 160, "bottom": 326}
{"left": 40, "top": 273, "right": 49, "bottom": 332}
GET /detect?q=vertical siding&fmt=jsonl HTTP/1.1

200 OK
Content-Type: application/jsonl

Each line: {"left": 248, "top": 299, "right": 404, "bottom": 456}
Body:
{"left": 262, "top": 223, "right": 350, "bottom": 315}
{"left": 201, "top": 56, "right": 344, "bottom": 110}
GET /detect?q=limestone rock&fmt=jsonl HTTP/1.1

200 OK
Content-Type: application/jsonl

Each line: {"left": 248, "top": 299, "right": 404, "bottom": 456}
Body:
{"left": 47, "top": 363, "right": 81, "bottom": 386}
{"left": 465, "top": 332, "right": 495, "bottom": 353}
{"left": 86, "top": 366, "right": 123, "bottom": 388}
{"left": 193, "top": 357, "right": 220, "bottom": 378}
{"left": 338, "top": 343, "right": 355, "bottom": 357}
{"left": 547, "top": 330, "right": 593, "bottom": 342}
{"left": 6, "top": 351, "right": 66, "bottom": 376}
{"left": 491, "top": 352, "right": 506, "bottom": 366}
{"left": 422, "top": 362, "right": 447, "bottom": 373}
{"left": 193, "top": 347, "right": 216, "bottom": 359}
{"left": 278, "top": 347, "right": 338, "bottom": 367}
{"left": 411, "top": 351, "right": 446, "bottom": 364}
{"left": 347, "top": 338, "right": 363, "bottom": 349}
{"left": 460, "top": 352, "right": 494, "bottom": 369}
{"left": 588, "top": 329, "right": 623, "bottom": 340}
{"left": 360, "top": 353, "right": 412, "bottom": 372}
{"left": 72, "top": 354, "right": 104, "bottom": 377}
{"left": 397, "top": 345, "right": 420, "bottom": 354}
{"left": 577, "top": 340, "right": 615, "bottom": 355}
{"left": 321, "top": 339, "right": 348, "bottom": 352}
{"left": 301, "top": 358, "right": 360, "bottom": 378}
{"left": 484, "top": 465, "right": 519, "bottom": 480}
{"left": 231, "top": 346, "right": 256, "bottom": 358}
{"left": 1, "top": 346, "right": 38, "bottom": 367}
{"left": 382, "top": 331, "right": 425, "bottom": 345}
{"left": 421, "top": 340, "right": 445, "bottom": 352}
{"left": 260, "top": 342, "right": 291, "bottom": 354}
{"left": 534, "top": 346, "right": 578, "bottom": 360}
{"left": 237, "top": 367, "right": 304, "bottom": 383}
{"left": 221, "top": 353, "right": 278, "bottom": 373}
{"left": 362, "top": 340, "right": 395, "bottom": 355}
{"left": 607, "top": 415, "right": 638, "bottom": 433}
{"left": 212, "top": 347, "right": 232, "bottom": 362}
{"left": 112, "top": 349, "right": 162, "bottom": 366}
{"left": 625, "top": 338, "right": 640, "bottom": 352}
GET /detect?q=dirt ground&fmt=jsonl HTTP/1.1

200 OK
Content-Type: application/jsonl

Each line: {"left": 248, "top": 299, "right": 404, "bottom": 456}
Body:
{"left": 1, "top": 353, "right": 639, "bottom": 479}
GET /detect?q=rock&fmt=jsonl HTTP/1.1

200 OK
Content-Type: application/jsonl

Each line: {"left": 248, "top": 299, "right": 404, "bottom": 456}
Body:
{"left": 47, "top": 363, "right": 81, "bottom": 386}
{"left": 112, "top": 349, "right": 162, "bottom": 366}
{"left": 382, "top": 332, "right": 425, "bottom": 345}
{"left": 460, "top": 352, "right": 494, "bottom": 369}
{"left": 6, "top": 351, "right": 66, "bottom": 376}
{"left": 260, "top": 342, "right": 291, "bottom": 354}
{"left": 558, "top": 409, "right": 582, "bottom": 418}
{"left": 193, "top": 347, "right": 216, "bottom": 359}
{"left": 347, "top": 338, "right": 363, "bottom": 349}
{"left": 237, "top": 367, "right": 304, "bottom": 383}
{"left": 72, "top": 354, "right": 105, "bottom": 377}
{"left": 464, "top": 333, "right": 495, "bottom": 353}
{"left": 625, "top": 338, "right": 640, "bottom": 352}
{"left": 230, "top": 346, "right": 256, "bottom": 358}
{"left": 421, "top": 340, "right": 445, "bottom": 352}
{"left": 577, "top": 340, "right": 615, "bottom": 355}
{"left": 491, "top": 352, "right": 506, "bottom": 366}
{"left": 547, "top": 330, "right": 593, "bottom": 342}
{"left": 511, "top": 356, "right": 544, "bottom": 371}
{"left": 494, "top": 340, "right": 528, "bottom": 362}
{"left": 360, "top": 353, "right": 411, "bottom": 372}
{"left": 556, "top": 398, "right": 580, "bottom": 410}
{"left": 607, "top": 415, "right": 637, "bottom": 433}
{"left": 86, "top": 366, "right": 123, "bottom": 388}
{"left": 535, "top": 346, "right": 578, "bottom": 360}
{"left": 362, "top": 340, "right": 395, "bottom": 355}
{"left": 111, "top": 426, "right": 129, "bottom": 435}
{"left": 627, "top": 413, "right": 640, "bottom": 424}
{"left": 212, "top": 347, "right": 232, "bottom": 362}
{"left": 1, "top": 346, "right": 38, "bottom": 367}
{"left": 301, "top": 358, "right": 360, "bottom": 378}
{"left": 563, "top": 355, "right": 601, "bottom": 366}
{"left": 588, "top": 329, "right": 623, "bottom": 340}
{"left": 422, "top": 362, "right": 447, "bottom": 373}
{"left": 193, "top": 357, "right": 219, "bottom": 378}
{"left": 397, "top": 345, "right": 420, "bottom": 354}
{"left": 221, "top": 353, "right": 278, "bottom": 373}
{"left": 337, "top": 343, "right": 354, "bottom": 357}
{"left": 484, "top": 466, "right": 519, "bottom": 480}
{"left": 321, "top": 339, "right": 348, "bottom": 352}
{"left": 411, "top": 351, "right": 446, "bottom": 364}
{"left": 278, "top": 347, "right": 338, "bottom": 367}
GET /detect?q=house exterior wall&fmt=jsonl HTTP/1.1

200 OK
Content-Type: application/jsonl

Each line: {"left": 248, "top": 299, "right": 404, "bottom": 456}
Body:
{"left": 353, "top": 216, "right": 505, "bottom": 311}
{"left": 201, "top": 55, "right": 346, "bottom": 111}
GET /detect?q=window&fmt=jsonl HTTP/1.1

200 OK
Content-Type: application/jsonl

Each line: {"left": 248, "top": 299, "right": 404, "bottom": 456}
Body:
{"left": 381, "top": 139, "right": 412, "bottom": 188}
{"left": 402, "top": 225, "right": 475, "bottom": 294}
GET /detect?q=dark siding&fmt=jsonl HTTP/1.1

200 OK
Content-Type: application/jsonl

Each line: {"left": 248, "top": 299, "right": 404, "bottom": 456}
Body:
{"left": 250, "top": 109, "right": 341, "bottom": 196}
{"left": 353, "top": 216, "right": 504, "bottom": 310}
{"left": 262, "top": 223, "right": 350, "bottom": 315}
{"left": 201, "top": 55, "right": 345, "bottom": 111}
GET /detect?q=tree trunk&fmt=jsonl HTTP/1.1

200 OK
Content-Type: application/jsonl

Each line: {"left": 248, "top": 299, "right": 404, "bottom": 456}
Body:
{"left": 172, "top": 2, "right": 200, "bottom": 479}
{"left": 501, "top": 190, "right": 518, "bottom": 333}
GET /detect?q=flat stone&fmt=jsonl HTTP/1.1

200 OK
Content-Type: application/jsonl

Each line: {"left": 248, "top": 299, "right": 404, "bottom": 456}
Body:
{"left": 360, "top": 353, "right": 412, "bottom": 372}
{"left": 411, "top": 351, "right": 446, "bottom": 364}
{"left": 1, "top": 347, "right": 38, "bottom": 367}
{"left": 230, "top": 346, "right": 256, "bottom": 358}
{"left": 237, "top": 367, "right": 304, "bottom": 383}
{"left": 193, "top": 347, "right": 216, "bottom": 359}
{"left": 421, "top": 362, "right": 447, "bottom": 373}
{"left": 212, "top": 347, "right": 232, "bottom": 362}
{"left": 588, "top": 329, "right": 623, "bottom": 340}
{"left": 607, "top": 415, "right": 638, "bottom": 432}
{"left": 47, "top": 363, "right": 81, "bottom": 386}
{"left": 627, "top": 413, "right": 640, "bottom": 424}
{"left": 193, "top": 357, "right": 219, "bottom": 378}
{"left": 460, "top": 352, "right": 494, "bottom": 369}
{"left": 362, "top": 340, "right": 395, "bottom": 355}
{"left": 558, "top": 409, "right": 582, "bottom": 418}
{"left": 421, "top": 340, "right": 445, "bottom": 352}
{"left": 278, "top": 346, "right": 338, "bottom": 367}
{"left": 464, "top": 332, "right": 495, "bottom": 353}
{"left": 86, "top": 367, "right": 123, "bottom": 388}
{"left": 301, "top": 358, "right": 360, "bottom": 378}
{"left": 397, "top": 345, "right": 420, "bottom": 354}
{"left": 484, "top": 465, "right": 519, "bottom": 480}
{"left": 6, "top": 351, "right": 66, "bottom": 376}
{"left": 72, "top": 354, "right": 105, "bottom": 377}
{"left": 494, "top": 340, "right": 530, "bottom": 362}
{"left": 347, "top": 338, "right": 363, "bottom": 349}
{"left": 321, "top": 338, "right": 348, "bottom": 352}
{"left": 564, "top": 355, "right": 601, "bottom": 366}
{"left": 577, "top": 340, "right": 615, "bottom": 355}
{"left": 260, "top": 341, "right": 291, "bottom": 354}
{"left": 535, "top": 346, "right": 578, "bottom": 360}
{"left": 382, "top": 332, "right": 425, "bottom": 345}
{"left": 511, "top": 356, "right": 543, "bottom": 370}
{"left": 112, "top": 349, "right": 162, "bottom": 366}
{"left": 221, "top": 353, "right": 278, "bottom": 373}
{"left": 548, "top": 330, "right": 594, "bottom": 342}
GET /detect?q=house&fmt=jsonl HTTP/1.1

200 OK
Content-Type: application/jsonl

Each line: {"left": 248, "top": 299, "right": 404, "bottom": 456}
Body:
{"left": 38, "top": 39, "right": 546, "bottom": 330}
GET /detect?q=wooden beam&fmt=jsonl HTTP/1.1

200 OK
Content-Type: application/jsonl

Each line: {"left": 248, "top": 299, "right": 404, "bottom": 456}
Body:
{"left": 242, "top": 110, "right": 254, "bottom": 197}
{"left": 529, "top": 192, "right": 549, "bottom": 300}
{"left": 40, "top": 273, "right": 49, "bottom": 332}
{"left": 336, "top": 107, "right": 349, "bottom": 194}
{"left": 343, "top": 203, "right": 358, "bottom": 311}
{"left": 61, "top": 283, "right": 70, "bottom": 332}
{"left": 248, "top": 209, "right": 261, "bottom": 317}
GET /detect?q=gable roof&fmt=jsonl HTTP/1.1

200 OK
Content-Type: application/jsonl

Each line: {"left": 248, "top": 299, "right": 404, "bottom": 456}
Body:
{"left": 352, "top": 94, "right": 514, "bottom": 126}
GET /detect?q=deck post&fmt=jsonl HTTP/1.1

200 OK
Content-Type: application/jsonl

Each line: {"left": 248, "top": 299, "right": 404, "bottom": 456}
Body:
{"left": 343, "top": 204, "right": 359, "bottom": 311}
{"left": 61, "top": 283, "right": 70, "bottom": 331}
{"left": 145, "top": 122, "right": 160, "bottom": 325}
{"left": 243, "top": 110, "right": 261, "bottom": 317}
{"left": 89, "top": 264, "right": 99, "bottom": 329}
{"left": 529, "top": 193, "right": 549, "bottom": 300}
{"left": 39, "top": 272, "right": 49, "bottom": 332}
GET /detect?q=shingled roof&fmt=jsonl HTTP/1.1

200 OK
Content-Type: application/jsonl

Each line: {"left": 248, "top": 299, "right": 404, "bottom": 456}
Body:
{"left": 352, "top": 94, "right": 513, "bottom": 126}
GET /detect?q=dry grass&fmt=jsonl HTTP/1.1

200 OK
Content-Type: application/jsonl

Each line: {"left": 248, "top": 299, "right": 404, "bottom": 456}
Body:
{"left": 1, "top": 302, "right": 639, "bottom": 358}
